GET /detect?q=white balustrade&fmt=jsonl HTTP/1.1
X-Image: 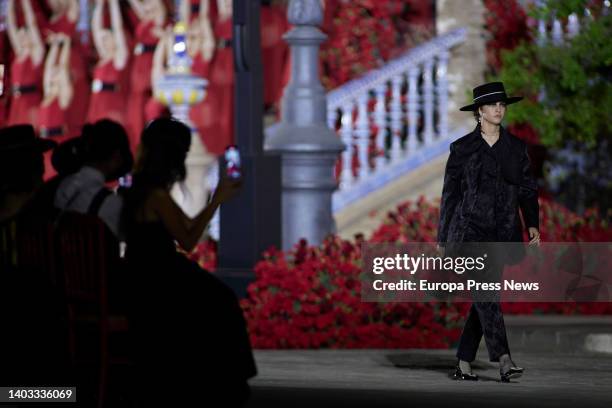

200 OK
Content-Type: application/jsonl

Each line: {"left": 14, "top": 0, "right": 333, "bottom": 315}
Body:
{"left": 406, "top": 65, "right": 419, "bottom": 154}
{"left": 321, "top": 28, "right": 466, "bottom": 207}
{"left": 537, "top": 18, "right": 547, "bottom": 46}
{"left": 339, "top": 102, "right": 355, "bottom": 188}
{"left": 534, "top": 4, "right": 608, "bottom": 46}
{"left": 567, "top": 13, "right": 580, "bottom": 38}
{"left": 552, "top": 17, "right": 563, "bottom": 45}
{"left": 389, "top": 74, "right": 403, "bottom": 163}
{"left": 373, "top": 83, "right": 387, "bottom": 169}
{"left": 436, "top": 50, "right": 449, "bottom": 143}
{"left": 422, "top": 59, "right": 435, "bottom": 146}
{"left": 327, "top": 106, "right": 338, "bottom": 131}
{"left": 355, "top": 93, "right": 370, "bottom": 179}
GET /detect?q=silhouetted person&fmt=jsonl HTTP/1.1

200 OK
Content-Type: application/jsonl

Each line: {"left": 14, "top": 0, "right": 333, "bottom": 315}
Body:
{"left": 0, "top": 124, "right": 72, "bottom": 387}
{"left": 54, "top": 119, "right": 134, "bottom": 239}
{"left": 122, "top": 118, "right": 256, "bottom": 406}
{"left": 30, "top": 134, "right": 88, "bottom": 221}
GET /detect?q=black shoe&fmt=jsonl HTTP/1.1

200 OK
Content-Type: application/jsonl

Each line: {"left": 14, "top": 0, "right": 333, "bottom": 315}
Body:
{"left": 500, "top": 366, "right": 524, "bottom": 383}
{"left": 453, "top": 365, "right": 478, "bottom": 381}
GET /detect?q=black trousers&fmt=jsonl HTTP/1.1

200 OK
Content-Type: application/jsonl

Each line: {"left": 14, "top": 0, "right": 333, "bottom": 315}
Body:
{"left": 455, "top": 235, "right": 511, "bottom": 363}
{"left": 456, "top": 301, "right": 510, "bottom": 362}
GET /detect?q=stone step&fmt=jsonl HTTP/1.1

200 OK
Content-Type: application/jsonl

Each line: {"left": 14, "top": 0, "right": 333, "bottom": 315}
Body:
{"left": 480, "top": 315, "right": 612, "bottom": 355}
{"left": 335, "top": 154, "right": 448, "bottom": 241}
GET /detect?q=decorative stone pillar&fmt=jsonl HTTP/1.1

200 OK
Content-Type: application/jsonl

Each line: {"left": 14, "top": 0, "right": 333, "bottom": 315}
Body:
{"left": 265, "top": 0, "right": 345, "bottom": 250}
{"left": 436, "top": 0, "right": 487, "bottom": 130}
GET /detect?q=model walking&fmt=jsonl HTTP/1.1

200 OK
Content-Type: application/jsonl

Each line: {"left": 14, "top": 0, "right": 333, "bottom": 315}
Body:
{"left": 437, "top": 82, "right": 541, "bottom": 382}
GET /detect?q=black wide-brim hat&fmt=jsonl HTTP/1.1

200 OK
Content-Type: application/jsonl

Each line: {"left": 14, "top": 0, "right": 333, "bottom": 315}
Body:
{"left": 0, "top": 124, "right": 57, "bottom": 153}
{"left": 459, "top": 81, "right": 523, "bottom": 111}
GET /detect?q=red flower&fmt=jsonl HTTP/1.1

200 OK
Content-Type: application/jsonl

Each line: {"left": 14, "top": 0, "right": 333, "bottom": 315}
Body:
{"left": 208, "top": 191, "right": 612, "bottom": 348}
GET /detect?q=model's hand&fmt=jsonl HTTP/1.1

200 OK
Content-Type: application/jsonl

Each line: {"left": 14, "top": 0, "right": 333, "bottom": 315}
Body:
{"left": 528, "top": 227, "right": 540, "bottom": 246}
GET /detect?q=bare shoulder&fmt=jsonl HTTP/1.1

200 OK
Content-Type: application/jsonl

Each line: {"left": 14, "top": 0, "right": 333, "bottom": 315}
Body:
{"left": 138, "top": 188, "right": 170, "bottom": 221}
{"left": 145, "top": 188, "right": 174, "bottom": 208}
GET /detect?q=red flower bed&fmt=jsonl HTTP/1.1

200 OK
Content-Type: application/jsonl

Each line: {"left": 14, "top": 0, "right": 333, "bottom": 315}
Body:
{"left": 182, "top": 238, "right": 218, "bottom": 272}
{"left": 188, "top": 196, "right": 611, "bottom": 348}
{"left": 368, "top": 195, "right": 612, "bottom": 316}
{"left": 320, "top": 0, "right": 435, "bottom": 89}
{"left": 239, "top": 237, "right": 467, "bottom": 348}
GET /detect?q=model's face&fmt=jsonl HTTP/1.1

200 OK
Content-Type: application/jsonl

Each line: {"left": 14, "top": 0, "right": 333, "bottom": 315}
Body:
{"left": 479, "top": 101, "right": 506, "bottom": 125}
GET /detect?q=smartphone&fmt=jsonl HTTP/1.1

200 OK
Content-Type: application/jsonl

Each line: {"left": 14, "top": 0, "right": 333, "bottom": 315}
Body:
{"left": 224, "top": 145, "right": 242, "bottom": 179}
{"left": 119, "top": 173, "right": 132, "bottom": 188}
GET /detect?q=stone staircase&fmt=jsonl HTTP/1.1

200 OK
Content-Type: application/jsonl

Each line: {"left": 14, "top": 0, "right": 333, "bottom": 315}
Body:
{"left": 335, "top": 153, "right": 448, "bottom": 241}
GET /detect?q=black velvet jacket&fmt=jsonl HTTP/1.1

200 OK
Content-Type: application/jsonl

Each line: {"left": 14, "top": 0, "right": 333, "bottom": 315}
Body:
{"left": 437, "top": 124, "right": 539, "bottom": 248}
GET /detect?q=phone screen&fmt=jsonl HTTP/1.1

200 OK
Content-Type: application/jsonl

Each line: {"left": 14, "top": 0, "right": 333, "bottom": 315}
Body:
{"left": 118, "top": 174, "right": 132, "bottom": 188}
{"left": 224, "top": 145, "right": 241, "bottom": 179}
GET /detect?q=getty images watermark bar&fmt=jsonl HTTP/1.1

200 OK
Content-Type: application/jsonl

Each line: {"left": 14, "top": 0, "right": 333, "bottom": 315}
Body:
{"left": 0, "top": 387, "right": 76, "bottom": 403}
{"left": 361, "top": 242, "right": 612, "bottom": 302}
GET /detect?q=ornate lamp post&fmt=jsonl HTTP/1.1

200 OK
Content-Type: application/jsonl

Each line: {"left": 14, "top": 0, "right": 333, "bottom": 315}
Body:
{"left": 154, "top": 21, "right": 217, "bottom": 219}
{"left": 265, "top": 0, "right": 345, "bottom": 250}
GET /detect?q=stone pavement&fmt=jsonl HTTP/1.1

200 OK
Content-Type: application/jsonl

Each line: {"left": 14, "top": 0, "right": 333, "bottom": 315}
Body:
{"left": 246, "top": 348, "right": 612, "bottom": 408}
{"left": 95, "top": 316, "right": 611, "bottom": 407}
{"left": 246, "top": 316, "right": 612, "bottom": 408}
